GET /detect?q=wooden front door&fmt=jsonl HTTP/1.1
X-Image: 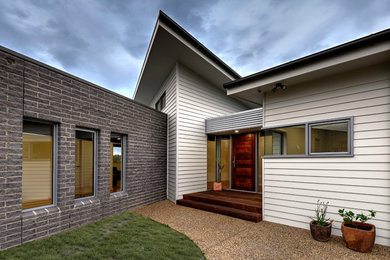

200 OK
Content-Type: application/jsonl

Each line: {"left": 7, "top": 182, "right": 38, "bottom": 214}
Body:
{"left": 232, "top": 133, "right": 256, "bottom": 191}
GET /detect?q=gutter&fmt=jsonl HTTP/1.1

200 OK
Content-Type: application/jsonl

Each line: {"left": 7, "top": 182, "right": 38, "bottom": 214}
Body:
{"left": 224, "top": 28, "right": 390, "bottom": 89}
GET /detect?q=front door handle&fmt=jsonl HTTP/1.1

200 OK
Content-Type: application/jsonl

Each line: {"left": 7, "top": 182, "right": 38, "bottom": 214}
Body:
{"left": 233, "top": 156, "right": 236, "bottom": 168}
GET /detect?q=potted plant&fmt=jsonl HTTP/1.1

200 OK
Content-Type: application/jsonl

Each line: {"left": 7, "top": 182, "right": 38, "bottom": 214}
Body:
{"left": 338, "top": 208, "right": 376, "bottom": 252}
{"left": 213, "top": 159, "right": 224, "bottom": 191}
{"left": 309, "top": 200, "right": 333, "bottom": 242}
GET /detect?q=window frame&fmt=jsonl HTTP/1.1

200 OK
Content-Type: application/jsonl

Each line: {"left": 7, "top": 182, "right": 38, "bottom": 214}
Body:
{"left": 110, "top": 133, "right": 126, "bottom": 194}
{"left": 75, "top": 128, "right": 98, "bottom": 201}
{"left": 22, "top": 119, "right": 58, "bottom": 212}
{"left": 155, "top": 92, "right": 166, "bottom": 111}
{"left": 262, "top": 117, "right": 354, "bottom": 158}
{"left": 263, "top": 123, "right": 307, "bottom": 158}
{"left": 308, "top": 118, "right": 353, "bottom": 156}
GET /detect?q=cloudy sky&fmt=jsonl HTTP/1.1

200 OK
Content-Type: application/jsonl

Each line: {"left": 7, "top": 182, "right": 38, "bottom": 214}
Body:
{"left": 1, "top": 0, "right": 389, "bottom": 98}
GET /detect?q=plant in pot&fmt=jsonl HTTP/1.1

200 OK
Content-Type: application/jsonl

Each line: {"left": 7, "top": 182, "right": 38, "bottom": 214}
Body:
{"left": 338, "top": 208, "right": 376, "bottom": 252}
{"left": 309, "top": 200, "right": 333, "bottom": 242}
{"left": 213, "top": 159, "right": 224, "bottom": 191}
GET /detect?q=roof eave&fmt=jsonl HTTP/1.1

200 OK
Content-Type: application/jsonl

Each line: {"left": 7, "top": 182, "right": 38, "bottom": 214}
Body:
{"left": 224, "top": 28, "right": 390, "bottom": 89}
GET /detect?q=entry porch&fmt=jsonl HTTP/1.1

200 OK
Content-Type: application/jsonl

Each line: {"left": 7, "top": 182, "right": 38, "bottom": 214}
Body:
{"left": 177, "top": 190, "right": 262, "bottom": 222}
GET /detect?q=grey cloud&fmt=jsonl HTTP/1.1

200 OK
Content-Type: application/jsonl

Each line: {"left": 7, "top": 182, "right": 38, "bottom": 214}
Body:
{"left": 0, "top": 0, "right": 389, "bottom": 98}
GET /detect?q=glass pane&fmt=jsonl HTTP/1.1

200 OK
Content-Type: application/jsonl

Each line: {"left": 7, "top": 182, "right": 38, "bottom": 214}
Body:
{"left": 161, "top": 92, "right": 166, "bottom": 110}
{"left": 111, "top": 134, "right": 123, "bottom": 193}
{"left": 75, "top": 130, "right": 94, "bottom": 198}
{"left": 22, "top": 122, "right": 53, "bottom": 209}
{"left": 264, "top": 125, "right": 305, "bottom": 155}
{"left": 207, "top": 136, "right": 216, "bottom": 189}
{"left": 311, "top": 122, "right": 348, "bottom": 153}
{"left": 258, "top": 132, "right": 264, "bottom": 192}
{"left": 220, "top": 136, "right": 230, "bottom": 189}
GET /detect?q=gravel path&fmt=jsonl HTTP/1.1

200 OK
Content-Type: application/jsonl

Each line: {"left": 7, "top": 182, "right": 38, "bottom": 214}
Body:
{"left": 135, "top": 200, "right": 390, "bottom": 260}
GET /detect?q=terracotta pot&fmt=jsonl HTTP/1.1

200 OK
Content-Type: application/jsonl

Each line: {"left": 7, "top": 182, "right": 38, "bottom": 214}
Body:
{"left": 310, "top": 220, "right": 332, "bottom": 242}
{"left": 341, "top": 221, "right": 376, "bottom": 252}
{"left": 213, "top": 182, "right": 222, "bottom": 191}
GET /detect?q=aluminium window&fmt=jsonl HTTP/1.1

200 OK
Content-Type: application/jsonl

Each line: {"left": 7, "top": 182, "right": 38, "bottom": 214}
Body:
{"left": 309, "top": 120, "right": 351, "bottom": 155}
{"left": 110, "top": 133, "right": 125, "bottom": 193}
{"left": 264, "top": 125, "right": 305, "bottom": 156}
{"left": 75, "top": 129, "right": 97, "bottom": 199}
{"left": 22, "top": 120, "right": 57, "bottom": 210}
{"left": 155, "top": 92, "right": 166, "bottom": 111}
{"left": 263, "top": 117, "right": 353, "bottom": 158}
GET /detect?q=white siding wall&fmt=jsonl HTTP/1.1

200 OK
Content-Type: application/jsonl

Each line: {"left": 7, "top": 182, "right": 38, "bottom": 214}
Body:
{"left": 263, "top": 62, "right": 390, "bottom": 246}
{"left": 150, "top": 66, "right": 177, "bottom": 202}
{"left": 176, "top": 64, "right": 248, "bottom": 199}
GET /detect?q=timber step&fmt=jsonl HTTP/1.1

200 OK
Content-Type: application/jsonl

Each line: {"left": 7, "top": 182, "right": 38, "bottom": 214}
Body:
{"left": 177, "top": 199, "right": 262, "bottom": 222}
{"left": 183, "top": 193, "right": 261, "bottom": 213}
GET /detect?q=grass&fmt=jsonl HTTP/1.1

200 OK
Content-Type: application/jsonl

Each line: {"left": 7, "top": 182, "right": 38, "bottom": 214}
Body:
{"left": 0, "top": 211, "right": 205, "bottom": 260}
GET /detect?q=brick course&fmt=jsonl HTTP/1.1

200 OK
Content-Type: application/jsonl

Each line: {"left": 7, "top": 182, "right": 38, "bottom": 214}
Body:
{"left": 0, "top": 46, "right": 167, "bottom": 250}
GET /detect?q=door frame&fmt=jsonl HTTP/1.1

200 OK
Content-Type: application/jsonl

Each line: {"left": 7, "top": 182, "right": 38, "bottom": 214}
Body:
{"left": 231, "top": 132, "right": 257, "bottom": 192}
{"left": 208, "top": 132, "right": 261, "bottom": 193}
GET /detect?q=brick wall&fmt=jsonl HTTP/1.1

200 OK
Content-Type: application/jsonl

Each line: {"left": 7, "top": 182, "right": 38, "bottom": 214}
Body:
{"left": 0, "top": 46, "right": 167, "bottom": 250}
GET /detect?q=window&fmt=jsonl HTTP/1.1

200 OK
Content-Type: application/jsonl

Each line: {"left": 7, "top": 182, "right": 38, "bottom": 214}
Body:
{"left": 207, "top": 135, "right": 231, "bottom": 190}
{"left": 75, "top": 129, "right": 96, "bottom": 199}
{"left": 111, "top": 133, "right": 125, "bottom": 193}
{"left": 207, "top": 136, "right": 216, "bottom": 190}
{"left": 22, "top": 121, "right": 56, "bottom": 210}
{"left": 310, "top": 121, "right": 349, "bottom": 154}
{"left": 263, "top": 118, "right": 353, "bottom": 157}
{"left": 264, "top": 125, "right": 305, "bottom": 156}
{"left": 155, "top": 92, "right": 166, "bottom": 111}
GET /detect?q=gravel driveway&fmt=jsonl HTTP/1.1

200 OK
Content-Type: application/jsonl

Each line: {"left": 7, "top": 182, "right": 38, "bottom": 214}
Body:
{"left": 135, "top": 200, "right": 390, "bottom": 260}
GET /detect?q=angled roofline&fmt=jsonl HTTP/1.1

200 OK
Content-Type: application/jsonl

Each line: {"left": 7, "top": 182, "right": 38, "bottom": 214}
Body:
{"left": 157, "top": 10, "right": 240, "bottom": 79}
{"left": 133, "top": 10, "right": 240, "bottom": 99}
{"left": 224, "top": 28, "right": 390, "bottom": 89}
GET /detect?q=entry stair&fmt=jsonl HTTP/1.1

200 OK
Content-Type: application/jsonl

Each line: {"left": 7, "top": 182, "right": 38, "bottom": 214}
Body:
{"left": 177, "top": 190, "right": 262, "bottom": 222}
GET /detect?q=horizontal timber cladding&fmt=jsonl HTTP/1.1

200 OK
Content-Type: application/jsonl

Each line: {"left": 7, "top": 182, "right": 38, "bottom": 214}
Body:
{"left": 262, "top": 61, "right": 390, "bottom": 246}
{"left": 176, "top": 64, "right": 249, "bottom": 199}
{"left": 149, "top": 65, "right": 177, "bottom": 202}
{"left": 0, "top": 46, "right": 167, "bottom": 250}
{"left": 205, "top": 108, "right": 263, "bottom": 134}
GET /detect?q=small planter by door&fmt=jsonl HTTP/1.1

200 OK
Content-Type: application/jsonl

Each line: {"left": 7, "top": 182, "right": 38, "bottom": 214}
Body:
{"left": 310, "top": 220, "right": 332, "bottom": 242}
{"left": 213, "top": 182, "right": 222, "bottom": 191}
{"left": 341, "top": 221, "right": 376, "bottom": 252}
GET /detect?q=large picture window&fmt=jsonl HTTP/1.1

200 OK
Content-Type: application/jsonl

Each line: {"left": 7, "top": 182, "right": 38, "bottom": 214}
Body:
{"left": 75, "top": 129, "right": 96, "bottom": 199}
{"left": 263, "top": 118, "right": 353, "bottom": 158}
{"left": 111, "top": 133, "right": 125, "bottom": 193}
{"left": 22, "top": 121, "right": 55, "bottom": 210}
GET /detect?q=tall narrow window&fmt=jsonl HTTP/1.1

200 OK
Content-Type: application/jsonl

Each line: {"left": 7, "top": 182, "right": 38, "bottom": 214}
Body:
{"left": 220, "top": 136, "right": 231, "bottom": 189}
{"left": 22, "top": 121, "right": 54, "bottom": 210}
{"left": 75, "top": 130, "right": 95, "bottom": 199}
{"left": 207, "top": 135, "right": 216, "bottom": 190}
{"left": 155, "top": 92, "right": 166, "bottom": 111}
{"left": 111, "top": 134, "right": 124, "bottom": 193}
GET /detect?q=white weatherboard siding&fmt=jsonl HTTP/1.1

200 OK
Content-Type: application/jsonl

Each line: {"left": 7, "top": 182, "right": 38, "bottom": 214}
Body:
{"left": 150, "top": 66, "right": 177, "bottom": 202}
{"left": 176, "top": 64, "right": 248, "bottom": 199}
{"left": 263, "top": 62, "right": 390, "bottom": 246}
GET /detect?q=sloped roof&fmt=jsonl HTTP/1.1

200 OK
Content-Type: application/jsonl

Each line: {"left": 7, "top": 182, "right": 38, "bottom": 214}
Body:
{"left": 133, "top": 11, "right": 240, "bottom": 106}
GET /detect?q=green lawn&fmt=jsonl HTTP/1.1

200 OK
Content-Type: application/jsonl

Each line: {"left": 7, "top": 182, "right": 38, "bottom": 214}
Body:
{"left": 0, "top": 212, "right": 205, "bottom": 260}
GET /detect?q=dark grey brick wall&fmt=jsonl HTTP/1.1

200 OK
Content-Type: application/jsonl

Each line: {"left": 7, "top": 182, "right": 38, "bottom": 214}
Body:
{"left": 0, "top": 46, "right": 167, "bottom": 250}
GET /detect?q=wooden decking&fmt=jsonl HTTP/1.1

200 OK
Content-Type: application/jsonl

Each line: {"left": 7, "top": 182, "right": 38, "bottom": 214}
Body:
{"left": 177, "top": 190, "right": 262, "bottom": 222}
